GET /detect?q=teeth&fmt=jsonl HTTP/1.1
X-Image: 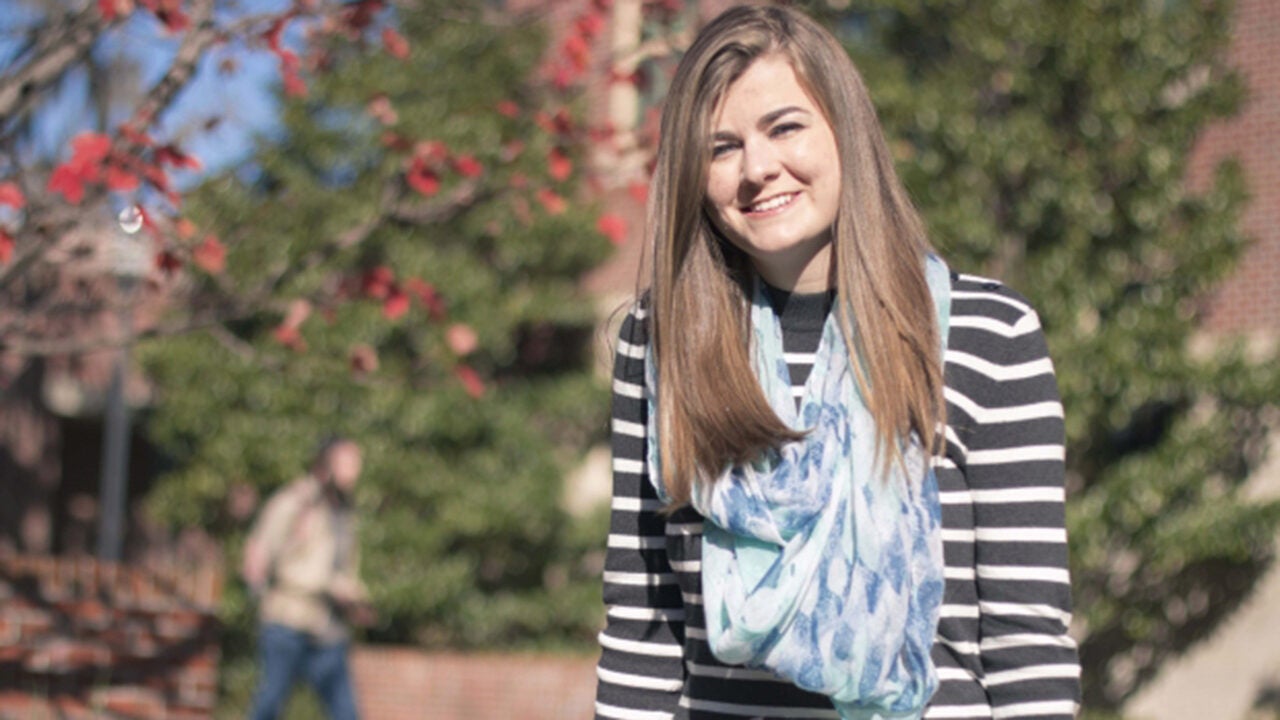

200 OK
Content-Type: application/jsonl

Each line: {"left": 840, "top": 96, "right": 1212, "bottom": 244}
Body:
{"left": 749, "top": 194, "right": 794, "bottom": 213}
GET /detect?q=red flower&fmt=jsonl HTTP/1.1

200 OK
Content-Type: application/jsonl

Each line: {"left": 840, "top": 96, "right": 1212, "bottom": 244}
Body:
{"left": 446, "top": 323, "right": 479, "bottom": 356}
{"left": 0, "top": 230, "right": 14, "bottom": 264}
{"left": 562, "top": 34, "right": 589, "bottom": 71}
{"left": 0, "top": 182, "right": 25, "bottom": 209}
{"left": 404, "top": 277, "right": 447, "bottom": 320}
{"left": 361, "top": 266, "right": 395, "bottom": 299}
{"left": 454, "top": 364, "right": 486, "bottom": 398}
{"left": 381, "top": 28, "right": 410, "bottom": 60}
{"left": 366, "top": 94, "right": 398, "bottom": 126}
{"left": 575, "top": 11, "right": 605, "bottom": 39}
{"left": 496, "top": 100, "right": 519, "bottom": 118}
{"left": 382, "top": 288, "right": 410, "bottom": 320}
{"left": 452, "top": 154, "right": 483, "bottom": 178}
{"left": 406, "top": 157, "right": 440, "bottom": 197}
{"left": 627, "top": 180, "right": 649, "bottom": 205}
{"left": 547, "top": 148, "right": 572, "bottom": 181}
{"left": 192, "top": 234, "right": 226, "bottom": 274}
{"left": 272, "top": 324, "right": 306, "bottom": 351}
{"left": 536, "top": 188, "right": 567, "bottom": 215}
{"left": 596, "top": 213, "right": 627, "bottom": 245}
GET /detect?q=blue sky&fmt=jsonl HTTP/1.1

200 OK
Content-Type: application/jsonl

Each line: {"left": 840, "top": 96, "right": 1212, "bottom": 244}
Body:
{"left": 1, "top": 0, "right": 299, "bottom": 186}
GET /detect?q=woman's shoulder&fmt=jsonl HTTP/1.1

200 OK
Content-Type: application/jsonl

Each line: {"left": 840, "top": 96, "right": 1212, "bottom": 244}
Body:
{"left": 948, "top": 270, "right": 1042, "bottom": 329}
{"left": 615, "top": 292, "right": 652, "bottom": 348}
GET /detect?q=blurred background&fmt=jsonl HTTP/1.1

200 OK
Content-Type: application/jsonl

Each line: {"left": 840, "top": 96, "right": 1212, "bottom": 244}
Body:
{"left": 0, "top": 0, "right": 1276, "bottom": 718}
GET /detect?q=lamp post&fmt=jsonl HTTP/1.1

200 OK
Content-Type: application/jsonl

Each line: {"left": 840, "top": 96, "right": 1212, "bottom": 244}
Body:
{"left": 98, "top": 205, "right": 148, "bottom": 563}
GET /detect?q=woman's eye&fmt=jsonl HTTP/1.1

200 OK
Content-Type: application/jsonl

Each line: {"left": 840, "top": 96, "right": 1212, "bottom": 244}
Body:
{"left": 770, "top": 122, "right": 804, "bottom": 138}
{"left": 711, "top": 142, "right": 737, "bottom": 158}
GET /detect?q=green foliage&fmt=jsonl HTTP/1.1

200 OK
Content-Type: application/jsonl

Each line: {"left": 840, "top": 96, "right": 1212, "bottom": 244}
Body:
{"left": 138, "top": 0, "right": 612, "bottom": 673}
{"left": 802, "top": 0, "right": 1280, "bottom": 710}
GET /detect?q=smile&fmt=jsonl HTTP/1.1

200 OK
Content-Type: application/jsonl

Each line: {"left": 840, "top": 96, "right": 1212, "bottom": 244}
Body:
{"left": 744, "top": 192, "right": 798, "bottom": 215}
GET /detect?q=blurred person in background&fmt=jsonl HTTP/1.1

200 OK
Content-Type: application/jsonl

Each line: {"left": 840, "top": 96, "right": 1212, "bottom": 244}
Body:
{"left": 594, "top": 5, "right": 1080, "bottom": 719}
{"left": 243, "top": 436, "right": 374, "bottom": 720}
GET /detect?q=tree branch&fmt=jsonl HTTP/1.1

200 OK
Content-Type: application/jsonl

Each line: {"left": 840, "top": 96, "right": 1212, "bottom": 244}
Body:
{"left": 0, "top": 7, "right": 111, "bottom": 123}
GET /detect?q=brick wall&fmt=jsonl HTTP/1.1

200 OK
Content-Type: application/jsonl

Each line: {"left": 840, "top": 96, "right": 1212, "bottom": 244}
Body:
{"left": 0, "top": 551, "right": 222, "bottom": 720}
{"left": 350, "top": 647, "right": 597, "bottom": 720}
{"left": 1191, "top": 0, "right": 1280, "bottom": 336}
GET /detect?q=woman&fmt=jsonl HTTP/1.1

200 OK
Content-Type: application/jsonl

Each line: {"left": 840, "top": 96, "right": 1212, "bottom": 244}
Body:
{"left": 595, "top": 5, "right": 1080, "bottom": 720}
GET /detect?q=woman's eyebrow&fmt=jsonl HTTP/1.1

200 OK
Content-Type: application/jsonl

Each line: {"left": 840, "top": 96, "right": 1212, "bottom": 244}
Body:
{"left": 711, "top": 105, "right": 811, "bottom": 142}
{"left": 758, "top": 105, "right": 809, "bottom": 128}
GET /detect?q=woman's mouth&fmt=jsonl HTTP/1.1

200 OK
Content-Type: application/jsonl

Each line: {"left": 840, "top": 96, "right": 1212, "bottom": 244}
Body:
{"left": 743, "top": 192, "right": 798, "bottom": 216}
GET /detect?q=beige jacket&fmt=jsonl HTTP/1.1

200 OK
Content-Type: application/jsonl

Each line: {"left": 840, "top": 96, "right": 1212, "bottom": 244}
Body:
{"left": 248, "top": 476, "right": 366, "bottom": 642}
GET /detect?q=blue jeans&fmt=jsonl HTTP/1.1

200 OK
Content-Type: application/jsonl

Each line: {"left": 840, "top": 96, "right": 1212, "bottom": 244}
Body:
{"left": 249, "top": 623, "right": 359, "bottom": 720}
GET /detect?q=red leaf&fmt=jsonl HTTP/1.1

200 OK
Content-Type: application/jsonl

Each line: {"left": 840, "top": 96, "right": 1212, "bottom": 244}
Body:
{"left": 536, "top": 188, "right": 567, "bottom": 215}
{"left": 551, "top": 64, "right": 576, "bottom": 90}
{"left": 406, "top": 157, "right": 440, "bottom": 197}
{"left": 366, "top": 94, "right": 398, "bottom": 126}
{"left": 47, "top": 165, "right": 86, "bottom": 204}
{"left": 72, "top": 132, "right": 112, "bottom": 164}
{"left": 627, "top": 180, "right": 649, "bottom": 205}
{"left": 496, "top": 100, "right": 519, "bottom": 118}
{"left": 105, "top": 165, "right": 140, "bottom": 192}
{"left": 381, "top": 28, "right": 410, "bottom": 60}
{"left": 500, "top": 140, "right": 525, "bottom": 163}
{"left": 454, "top": 364, "right": 486, "bottom": 399}
{"left": 405, "top": 277, "right": 447, "bottom": 320}
{"left": 414, "top": 140, "right": 449, "bottom": 163}
{"left": 0, "top": 182, "right": 25, "bottom": 210}
{"left": 118, "top": 123, "right": 154, "bottom": 147}
{"left": 98, "top": 0, "right": 132, "bottom": 21}
{"left": 0, "top": 230, "right": 13, "bottom": 264}
{"left": 349, "top": 344, "right": 379, "bottom": 375}
{"left": 547, "top": 148, "right": 572, "bottom": 181}
{"left": 156, "top": 7, "right": 189, "bottom": 32}
{"left": 382, "top": 289, "right": 410, "bottom": 320}
{"left": 575, "top": 11, "right": 605, "bottom": 39}
{"left": 446, "top": 323, "right": 478, "bottom": 356}
{"left": 380, "top": 132, "right": 412, "bottom": 152}
{"left": 192, "top": 234, "right": 226, "bottom": 274}
{"left": 155, "top": 249, "right": 182, "bottom": 275}
{"left": 272, "top": 324, "right": 306, "bottom": 351}
{"left": 155, "top": 144, "right": 202, "bottom": 171}
{"left": 562, "top": 34, "right": 589, "bottom": 71}
{"left": 175, "top": 218, "right": 196, "bottom": 239}
{"left": 452, "top": 154, "right": 483, "bottom": 178}
{"left": 262, "top": 16, "right": 286, "bottom": 52}
{"left": 596, "top": 213, "right": 627, "bottom": 245}
{"left": 361, "top": 266, "right": 395, "bottom": 299}
{"left": 340, "top": 0, "right": 384, "bottom": 33}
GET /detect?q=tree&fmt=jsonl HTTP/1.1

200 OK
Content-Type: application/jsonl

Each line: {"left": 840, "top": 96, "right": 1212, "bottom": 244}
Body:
{"left": 137, "top": 0, "right": 618, "bottom": 666}
{"left": 797, "top": 0, "right": 1280, "bottom": 710}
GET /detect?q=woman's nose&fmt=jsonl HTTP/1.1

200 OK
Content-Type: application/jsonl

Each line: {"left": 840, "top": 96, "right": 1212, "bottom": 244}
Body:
{"left": 741, "top": 136, "right": 781, "bottom": 186}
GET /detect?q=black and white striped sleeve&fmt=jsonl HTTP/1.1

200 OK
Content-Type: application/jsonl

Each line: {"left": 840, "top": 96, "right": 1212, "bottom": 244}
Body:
{"left": 594, "top": 306, "right": 686, "bottom": 720}
{"left": 946, "top": 280, "right": 1081, "bottom": 719}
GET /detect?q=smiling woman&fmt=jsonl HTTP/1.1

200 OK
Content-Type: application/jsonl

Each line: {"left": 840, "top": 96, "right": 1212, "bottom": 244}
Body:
{"left": 704, "top": 55, "right": 841, "bottom": 294}
{"left": 595, "top": 4, "right": 1081, "bottom": 720}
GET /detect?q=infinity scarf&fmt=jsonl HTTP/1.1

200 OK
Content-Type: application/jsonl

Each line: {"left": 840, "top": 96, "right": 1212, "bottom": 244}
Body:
{"left": 644, "top": 256, "right": 951, "bottom": 719}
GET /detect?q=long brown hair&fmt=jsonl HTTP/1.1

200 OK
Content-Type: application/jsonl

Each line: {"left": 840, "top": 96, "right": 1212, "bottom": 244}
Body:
{"left": 648, "top": 4, "right": 944, "bottom": 507}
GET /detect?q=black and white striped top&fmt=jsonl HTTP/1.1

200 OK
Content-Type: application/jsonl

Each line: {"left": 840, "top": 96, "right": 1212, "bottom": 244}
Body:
{"left": 595, "top": 273, "right": 1081, "bottom": 720}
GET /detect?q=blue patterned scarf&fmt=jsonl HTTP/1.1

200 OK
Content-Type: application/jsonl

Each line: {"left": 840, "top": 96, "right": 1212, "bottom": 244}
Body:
{"left": 644, "top": 256, "right": 951, "bottom": 719}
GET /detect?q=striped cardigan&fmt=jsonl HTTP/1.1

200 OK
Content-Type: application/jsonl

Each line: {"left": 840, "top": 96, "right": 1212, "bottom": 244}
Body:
{"left": 595, "top": 273, "right": 1081, "bottom": 720}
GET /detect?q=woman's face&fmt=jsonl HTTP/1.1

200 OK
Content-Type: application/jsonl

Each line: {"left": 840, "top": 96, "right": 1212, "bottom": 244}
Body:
{"left": 704, "top": 53, "right": 842, "bottom": 293}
